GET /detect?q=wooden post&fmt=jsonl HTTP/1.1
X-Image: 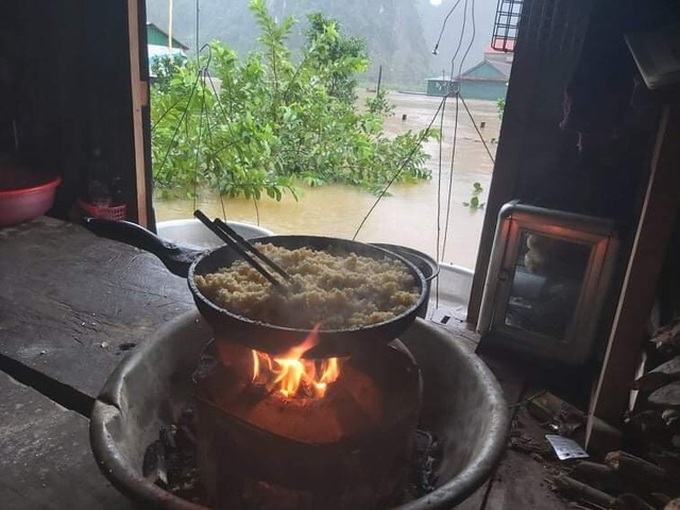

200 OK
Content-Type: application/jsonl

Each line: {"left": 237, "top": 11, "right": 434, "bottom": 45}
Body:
{"left": 376, "top": 65, "right": 382, "bottom": 97}
{"left": 168, "top": 0, "right": 174, "bottom": 53}
{"left": 127, "top": 0, "right": 150, "bottom": 227}
{"left": 587, "top": 105, "right": 680, "bottom": 446}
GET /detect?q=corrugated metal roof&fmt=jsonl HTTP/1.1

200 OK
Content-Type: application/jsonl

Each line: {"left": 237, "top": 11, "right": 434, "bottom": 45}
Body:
{"left": 457, "top": 59, "right": 511, "bottom": 82}
{"left": 486, "top": 60, "right": 512, "bottom": 78}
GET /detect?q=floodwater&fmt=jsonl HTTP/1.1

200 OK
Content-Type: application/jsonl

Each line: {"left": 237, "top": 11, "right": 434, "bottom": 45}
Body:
{"left": 153, "top": 93, "right": 500, "bottom": 270}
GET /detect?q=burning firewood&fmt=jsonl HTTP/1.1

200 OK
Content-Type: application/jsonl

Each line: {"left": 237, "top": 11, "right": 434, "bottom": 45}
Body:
{"left": 195, "top": 336, "right": 422, "bottom": 509}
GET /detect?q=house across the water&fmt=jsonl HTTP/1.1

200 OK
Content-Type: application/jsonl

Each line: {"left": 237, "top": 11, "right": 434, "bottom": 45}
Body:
{"left": 426, "top": 42, "right": 513, "bottom": 101}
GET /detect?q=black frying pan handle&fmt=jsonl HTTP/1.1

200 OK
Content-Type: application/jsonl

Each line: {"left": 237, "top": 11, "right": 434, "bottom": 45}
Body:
{"left": 82, "top": 218, "right": 204, "bottom": 277}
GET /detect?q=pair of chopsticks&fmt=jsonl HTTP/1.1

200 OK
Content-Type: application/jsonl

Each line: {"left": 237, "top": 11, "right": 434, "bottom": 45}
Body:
{"left": 194, "top": 210, "right": 292, "bottom": 290}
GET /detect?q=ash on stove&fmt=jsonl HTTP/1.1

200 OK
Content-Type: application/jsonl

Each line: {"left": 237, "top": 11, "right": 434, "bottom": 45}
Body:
{"left": 142, "top": 406, "right": 442, "bottom": 508}
{"left": 143, "top": 408, "right": 204, "bottom": 504}
{"left": 408, "top": 429, "right": 443, "bottom": 496}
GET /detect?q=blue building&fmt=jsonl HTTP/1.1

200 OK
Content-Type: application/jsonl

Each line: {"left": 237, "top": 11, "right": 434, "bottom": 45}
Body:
{"left": 455, "top": 59, "right": 511, "bottom": 101}
{"left": 427, "top": 45, "right": 513, "bottom": 101}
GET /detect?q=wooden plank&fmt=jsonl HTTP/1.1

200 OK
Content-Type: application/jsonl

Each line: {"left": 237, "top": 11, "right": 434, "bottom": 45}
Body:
{"left": 482, "top": 450, "right": 571, "bottom": 510}
{"left": 452, "top": 353, "right": 528, "bottom": 509}
{"left": 430, "top": 306, "right": 481, "bottom": 352}
{"left": 459, "top": 359, "right": 580, "bottom": 510}
{"left": 127, "top": 0, "right": 150, "bottom": 227}
{"left": 483, "top": 405, "right": 573, "bottom": 510}
{"left": 588, "top": 105, "right": 680, "bottom": 442}
{"left": 0, "top": 371, "right": 133, "bottom": 509}
{"left": 478, "top": 353, "right": 527, "bottom": 407}
{"left": 0, "top": 217, "right": 193, "bottom": 399}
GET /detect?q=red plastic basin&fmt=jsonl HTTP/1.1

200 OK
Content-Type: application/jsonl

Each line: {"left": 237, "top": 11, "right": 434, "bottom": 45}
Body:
{"left": 0, "top": 174, "right": 62, "bottom": 227}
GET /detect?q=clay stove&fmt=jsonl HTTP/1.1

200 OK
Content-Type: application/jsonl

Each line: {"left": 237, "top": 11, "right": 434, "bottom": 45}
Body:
{"left": 90, "top": 313, "right": 510, "bottom": 510}
{"left": 195, "top": 329, "right": 422, "bottom": 510}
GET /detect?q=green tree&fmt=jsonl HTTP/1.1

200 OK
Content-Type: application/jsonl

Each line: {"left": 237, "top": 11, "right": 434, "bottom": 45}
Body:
{"left": 150, "top": 0, "right": 436, "bottom": 200}
{"left": 497, "top": 97, "right": 506, "bottom": 120}
{"left": 150, "top": 54, "right": 186, "bottom": 93}
{"left": 304, "top": 12, "right": 368, "bottom": 103}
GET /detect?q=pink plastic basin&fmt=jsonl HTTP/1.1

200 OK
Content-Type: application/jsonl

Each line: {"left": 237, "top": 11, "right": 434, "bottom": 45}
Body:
{"left": 0, "top": 175, "right": 62, "bottom": 227}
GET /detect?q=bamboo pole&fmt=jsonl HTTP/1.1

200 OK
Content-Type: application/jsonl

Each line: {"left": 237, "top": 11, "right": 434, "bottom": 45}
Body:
{"left": 168, "top": 0, "right": 173, "bottom": 53}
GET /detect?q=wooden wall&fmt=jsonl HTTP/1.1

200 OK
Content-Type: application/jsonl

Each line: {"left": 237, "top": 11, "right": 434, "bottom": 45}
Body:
{"left": 468, "top": 0, "right": 680, "bottom": 424}
{"left": 469, "top": 0, "right": 670, "bottom": 327}
{"left": 0, "top": 0, "right": 140, "bottom": 221}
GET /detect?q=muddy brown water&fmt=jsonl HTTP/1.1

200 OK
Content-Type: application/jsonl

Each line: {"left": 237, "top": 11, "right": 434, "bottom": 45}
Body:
{"left": 153, "top": 93, "right": 500, "bottom": 270}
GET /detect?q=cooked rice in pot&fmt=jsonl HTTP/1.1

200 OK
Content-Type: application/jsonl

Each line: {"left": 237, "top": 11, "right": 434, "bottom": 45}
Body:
{"left": 194, "top": 243, "right": 420, "bottom": 329}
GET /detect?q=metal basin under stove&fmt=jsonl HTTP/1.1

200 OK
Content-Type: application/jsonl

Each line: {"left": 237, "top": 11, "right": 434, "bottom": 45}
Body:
{"left": 90, "top": 312, "right": 508, "bottom": 509}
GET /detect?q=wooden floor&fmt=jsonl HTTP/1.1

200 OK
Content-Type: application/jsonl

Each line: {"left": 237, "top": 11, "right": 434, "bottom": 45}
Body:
{"left": 436, "top": 314, "right": 573, "bottom": 510}
{"left": 0, "top": 217, "right": 573, "bottom": 509}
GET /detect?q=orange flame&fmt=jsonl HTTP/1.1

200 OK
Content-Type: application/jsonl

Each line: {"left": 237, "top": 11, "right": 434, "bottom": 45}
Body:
{"left": 251, "top": 325, "right": 343, "bottom": 399}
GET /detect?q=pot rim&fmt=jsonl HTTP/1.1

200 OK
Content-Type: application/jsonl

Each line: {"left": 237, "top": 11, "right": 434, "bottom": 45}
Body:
{"left": 371, "top": 242, "right": 441, "bottom": 281}
{"left": 0, "top": 175, "right": 62, "bottom": 197}
{"left": 187, "top": 235, "right": 428, "bottom": 335}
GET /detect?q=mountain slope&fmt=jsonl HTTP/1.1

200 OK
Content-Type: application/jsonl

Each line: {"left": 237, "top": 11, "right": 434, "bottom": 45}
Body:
{"left": 146, "top": 0, "right": 498, "bottom": 88}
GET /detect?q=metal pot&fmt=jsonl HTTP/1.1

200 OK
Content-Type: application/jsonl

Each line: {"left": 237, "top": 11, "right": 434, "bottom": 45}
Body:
{"left": 84, "top": 219, "right": 427, "bottom": 358}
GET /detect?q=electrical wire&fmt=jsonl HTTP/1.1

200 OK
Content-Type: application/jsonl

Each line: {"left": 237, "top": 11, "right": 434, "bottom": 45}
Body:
{"left": 355, "top": 0, "right": 483, "bottom": 262}
{"left": 156, "top": 0, "right": 491, "bottom": 268}
{"left": 434, "top": 94, "right": 448, "bottom": 308}
{"left": 441, "top": 91, "right": 459, "bottom": 261}
{"left": 458, "top": 0, "right": 477, "bottom": 79}
{"left": 437, "top": 0, "right": 469, "bottom": 263}
{"left": 459, "top": 92, "right": 495, "bottom": 164}
{"left": 195, "top": 0, "right": 200, "bottom": 61}
{"left": 193, "top": 68, "right": 207, "bottom": 212}
{"left": 252, "top": 197, "right": 261, "bottom": 226}
{"left": 153, "top": 72, "right": 201, "bottom": 180}
{"left": 196, "top": 59, "right": 230, "bottom": 222}
{"left": 432, "top": 0, "right": 465, "bottom": 56}
{"left": 352, "top": 96, "right": 447, "bottom": 240}
{"left": 442, "top": 0, "right": 480, "bottom": 261}
{"left": 448, "top": 0, "right": 469, "bottom": 80}
{"left": 437, "top": 0, "right": 470, "bottom": 262}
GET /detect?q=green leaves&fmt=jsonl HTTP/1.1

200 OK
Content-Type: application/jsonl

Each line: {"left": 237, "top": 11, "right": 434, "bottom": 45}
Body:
{"left": 304, "top": 12, "right": 368, "bottom": 104}
{"left": 463, "top": 182, "right": 486, "bottom": 210}
{"left": 497, "top": 98, "right": 506, "bottom": 120}
{"left": 150, "top": 2, "right": 432, "bottom": 201}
